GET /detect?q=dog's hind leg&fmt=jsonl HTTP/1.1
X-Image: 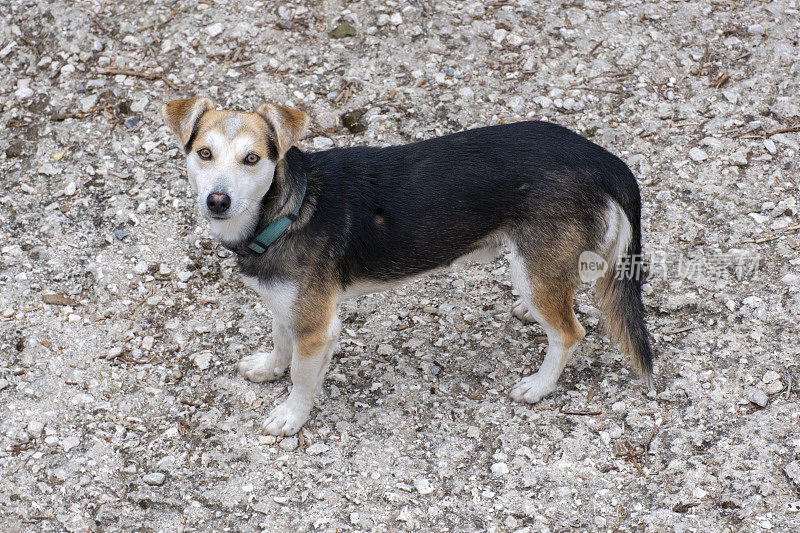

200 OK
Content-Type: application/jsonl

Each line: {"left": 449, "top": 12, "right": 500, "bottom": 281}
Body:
{"left": 508, "top": 245, "right": 585, "bottom": 403}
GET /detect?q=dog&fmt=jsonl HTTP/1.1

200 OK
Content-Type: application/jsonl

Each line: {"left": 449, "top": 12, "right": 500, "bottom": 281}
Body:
{"left": 162, "top": 97, "right": 653, "bottom": 436}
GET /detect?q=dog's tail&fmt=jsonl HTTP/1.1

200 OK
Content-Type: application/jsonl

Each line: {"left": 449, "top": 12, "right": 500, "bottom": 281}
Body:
{"left": 594, "top": 199, "right": 653, "bottom": 384}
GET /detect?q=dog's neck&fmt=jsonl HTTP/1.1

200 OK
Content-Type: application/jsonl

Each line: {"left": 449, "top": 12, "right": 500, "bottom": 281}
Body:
{"left": 217, "top": 147, "right": 312, "bottom": 254}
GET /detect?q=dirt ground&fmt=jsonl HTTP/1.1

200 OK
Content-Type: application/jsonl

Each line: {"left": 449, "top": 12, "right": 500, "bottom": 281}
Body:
{"left": 1, "top": 0, "right": 799, "bottom": 531}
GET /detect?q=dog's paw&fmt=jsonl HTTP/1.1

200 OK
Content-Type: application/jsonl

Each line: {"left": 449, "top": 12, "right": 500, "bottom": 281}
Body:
{"left": 236, "top": 352, "right": 287, "bottom": 383}
{"left": 510, "top": 373, "right": 557, "bottom": 403}
{"left": 262, "top": 401, "right": 310, "bottom": 436}
{"left": 510, "top": 299, "right": 537, "bottom": 324}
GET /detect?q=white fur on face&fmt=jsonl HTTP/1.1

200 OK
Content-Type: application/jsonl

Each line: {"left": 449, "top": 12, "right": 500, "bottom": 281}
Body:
{"left": 187, "top": 128, "right": 277, "bottom": 244}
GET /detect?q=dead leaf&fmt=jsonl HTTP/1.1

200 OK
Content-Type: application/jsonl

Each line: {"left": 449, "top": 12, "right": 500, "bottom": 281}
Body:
{"left": 42, "top": 294, "right": 79, "bottom": 306}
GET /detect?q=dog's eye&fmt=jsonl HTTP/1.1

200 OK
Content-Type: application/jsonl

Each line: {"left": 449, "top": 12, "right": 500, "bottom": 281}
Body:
{"left": 197, "top": 148, "right": 212, "bottom": 160}
{"left": 244, "top": 153, "right": 260, "bottom": 165}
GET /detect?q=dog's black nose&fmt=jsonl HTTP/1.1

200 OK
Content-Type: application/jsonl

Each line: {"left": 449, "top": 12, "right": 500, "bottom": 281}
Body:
{"left": 206, "top": 193, "right": 231, "bottom": 214}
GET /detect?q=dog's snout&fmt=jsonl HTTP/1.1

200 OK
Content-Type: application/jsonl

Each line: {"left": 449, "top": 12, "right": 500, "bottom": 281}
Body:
{"left": 206, "top": 193, "right": 231, "bottom": 214}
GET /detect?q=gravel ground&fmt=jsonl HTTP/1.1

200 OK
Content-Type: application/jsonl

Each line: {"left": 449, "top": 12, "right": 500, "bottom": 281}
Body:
{"left": 2, "top": 0, "right": 800, "bottom": 531}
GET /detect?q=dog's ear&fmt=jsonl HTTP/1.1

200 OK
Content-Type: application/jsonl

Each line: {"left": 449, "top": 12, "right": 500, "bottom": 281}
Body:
{"left": 256, "top": 103, "right": 309, "bottom": 159}
{"left": 161, "top": 97, "right": 215, "bottom": 150}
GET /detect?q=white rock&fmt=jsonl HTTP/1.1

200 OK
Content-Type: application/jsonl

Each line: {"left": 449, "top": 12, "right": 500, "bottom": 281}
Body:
{"left": 377, "top": 14, "right": 390, "bottom": 26}
{"left": 390, "top": 13, "right": 403, "bottom": 25}
{"left": 131, "top": 97, "right": 148, "bottom": 113}
{"left": 730, "top": 149, "right": 748, "bottom": 166}
{"left": 656, "top": 103, "right": 673, "bottom": 119}
{"left": 414, "top": 478, "right": 434, "bottom": 495}
{"left": 63, "top": 182, "right": 77, "bottom": 196}
{"left": 80, "top": 94, "right": 98, "bottom": 113}
{"left": 493, "top": 28, "right": 507, "bottom": 43}
{"left": 313, "top": 137, "right": 334, "bottom": 149}
{"left": 747, "top": 389, "right": 768, "bottom": 407}
{"left": 491, "top": 462, "right": 509, "bottom": 475}
{"left": 143, "top": 472, "right": 166, "bottom": 486}
{"left": 689, "top": 147, "right": 708, "bottom": 162}
{"left": 0, "top": 40, "right": 15, "bottom": 58}
{"left": 206, "top": 23, "right": 224, "bottom": 37}
{"left": 108, "top": 346, "right": 123, "bottom": 359}
{"left": 141, "top": 336, "right": 154, "bottom": 351}
{"left": 306, "top": 443, "right": 329, "bottom": 455}
{"left": 142, "top": 141, "right": 160, "bottom": 152}
{"left": 279, "top": 436, "right": 298, "bottom": 450}
{"left": 27, "top": 420, "right": 45, "bottom": 437}
{"left": 377, "top": 343, "right": 393, "bottom": 356}
{"left": 781, "top": 273, "right": 799, "bottom": 287}
{"left": 39, "top": 163, "right": 60, "bottom": 176}
{"left": 194, "top": 351, "right": 212, "bottom": 370}
{"left": 766, "top": 381, "right": 784, "bottom": 395}
{"left": 785, "top": 461, "right": 800, "bottom": 488}
{"left": 15, "top": 78, "right": 34, "bottom": 99}
{"left": 764, "top": 139, "right": 776, "bottom": 154}
{"left": 772, "top": 197, "right": 797, "bottom": 217}
{"left": 62, "top": 436, "right": 80, "bottom": 452}
{"left": 700, "top": 137, "right": 724, "bottom": 150}
{"left": 722, "top": 90, "right": 738, "bottom": 104}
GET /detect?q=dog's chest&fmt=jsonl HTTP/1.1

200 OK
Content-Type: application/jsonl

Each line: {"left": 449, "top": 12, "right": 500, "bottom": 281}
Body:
{"left": 240, "top": 275, "right": 297, "bottom": 318}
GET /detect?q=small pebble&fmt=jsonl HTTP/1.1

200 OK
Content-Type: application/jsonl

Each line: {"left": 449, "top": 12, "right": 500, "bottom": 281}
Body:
{"left": 414, "top": 478, "right": 434, "bottom": 495}
{"left": 689, "top": 147, "right": 708, "bottom": 162}
{"left": 313, "top": 137, "right": 334, "bottom": 150}
{"left": 124, "top": 116, "right": 141, "bottom": 128}
{"left": 194, "top": 351, "right": 212, "bottom": 370}
{"left": 748, "top": 389, "right": 768, "bottom": 407}
{"left": 141, "top": 336, "right": 154, "bottom": 351}
{"left": 143, "top": 472, "right": 166, "bottom": 486}
{"left": 279, "top": 436, "right": 298, "bottom": 451}
{"left": 205, "top": 23, "right": 223, "bottom": 37}
{"left": 491, "top": 462, "right": 509, "bottom": 475}
{"left": 765, "top": 381, "right": 784, "bottom": 395}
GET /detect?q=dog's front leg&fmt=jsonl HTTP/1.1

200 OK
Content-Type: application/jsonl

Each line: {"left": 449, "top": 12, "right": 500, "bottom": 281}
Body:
{"left": 237, "top": 316, "right": 293, "bottom": 382}
{"left": 263, "top": 306, "right": 340, "bottom": 436}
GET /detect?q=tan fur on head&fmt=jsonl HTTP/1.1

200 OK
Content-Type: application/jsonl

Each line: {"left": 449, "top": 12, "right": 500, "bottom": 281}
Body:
{"left": 256, "top": 104, "right": 309, "bottom": 158}
{"left": 162, "top": 97, "right": 215, "bottom": 147}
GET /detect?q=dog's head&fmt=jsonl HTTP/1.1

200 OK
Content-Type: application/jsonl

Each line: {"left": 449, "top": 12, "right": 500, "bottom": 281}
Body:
{"left": 162, "top": 97, "right": 308, "bottom": 242}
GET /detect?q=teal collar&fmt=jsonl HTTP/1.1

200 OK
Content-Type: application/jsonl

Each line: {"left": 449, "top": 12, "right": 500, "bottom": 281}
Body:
{"left": 229, "top": 177, "right": 307, "bottom": 256}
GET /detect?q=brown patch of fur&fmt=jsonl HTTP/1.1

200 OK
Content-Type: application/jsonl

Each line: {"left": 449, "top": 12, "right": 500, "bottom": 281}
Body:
{"left": 187, "top": 110, "right": 274, "bottom": 161}
{"left": 161, "top": 97, "right": 214, "bottom": 146}
{"left": 293, "top": 282, "right": 338, "bottom": 358}
{"left": 519, "top": 227, "right": 587, "bottom": 355}
{"left": 532, "top": 279, "right": 585, "bottom": 351}
{"left": 256, "top": 104, "right": 310, "bottom": 157}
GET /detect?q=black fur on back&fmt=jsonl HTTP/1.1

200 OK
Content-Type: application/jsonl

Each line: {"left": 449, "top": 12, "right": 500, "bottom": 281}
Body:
{"left": 237, "top": 120, "right": 644, "bottom": 291}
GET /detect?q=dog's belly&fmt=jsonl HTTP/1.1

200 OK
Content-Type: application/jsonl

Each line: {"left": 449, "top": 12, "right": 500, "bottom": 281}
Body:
{"left": 340, "top": 241, "right": 503, "bottom": 302}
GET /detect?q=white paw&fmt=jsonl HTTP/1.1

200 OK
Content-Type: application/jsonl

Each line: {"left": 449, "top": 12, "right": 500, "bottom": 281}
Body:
{"left": 511, "top": 299, "right": 536, "bottom": 324}
{"left": 262, "top": 400, "right": 310, "bottom": 436}
{"left": 236, "top": 352, "right": 287, "bottom": 383}
{"left": 510, "top": 372, "right": 557, "bottom": 403}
